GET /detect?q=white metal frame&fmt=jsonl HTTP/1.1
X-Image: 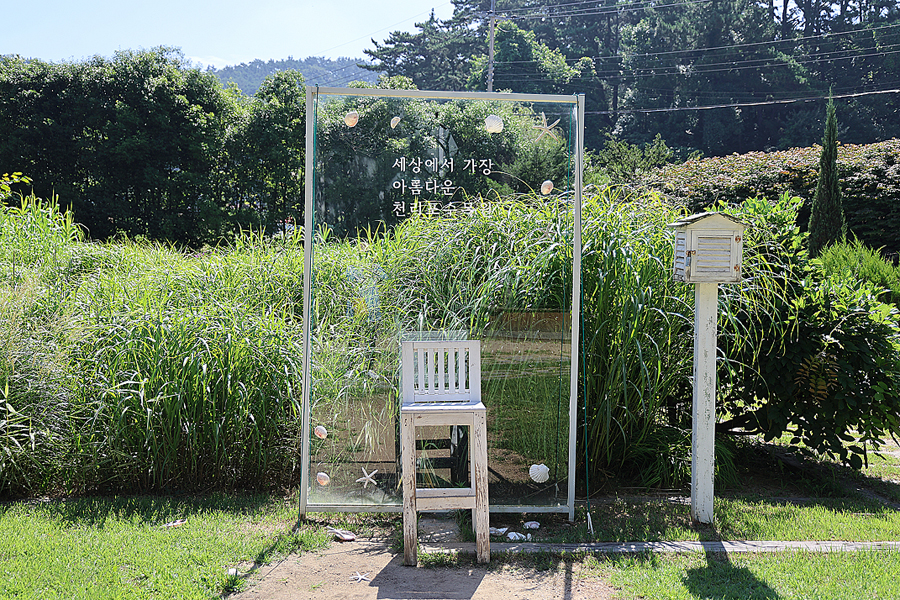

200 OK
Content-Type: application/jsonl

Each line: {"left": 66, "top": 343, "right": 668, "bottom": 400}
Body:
{"left": 300, "top": 87, "right": 584, "bottom": 520}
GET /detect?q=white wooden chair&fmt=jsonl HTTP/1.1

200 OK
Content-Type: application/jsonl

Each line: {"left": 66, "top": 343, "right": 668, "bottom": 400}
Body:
{"left": 400, "top": 339, "right": 489, "bottom": 565}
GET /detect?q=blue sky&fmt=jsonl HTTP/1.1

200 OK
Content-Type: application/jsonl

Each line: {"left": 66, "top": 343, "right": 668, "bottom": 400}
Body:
{"left": 3, "top": 0, "right": 456, "bottom": 69}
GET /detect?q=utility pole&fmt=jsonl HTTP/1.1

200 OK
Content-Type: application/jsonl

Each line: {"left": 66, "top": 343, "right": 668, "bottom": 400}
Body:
{"left": 487, "top": 0, "right": 496, "bottom": 91}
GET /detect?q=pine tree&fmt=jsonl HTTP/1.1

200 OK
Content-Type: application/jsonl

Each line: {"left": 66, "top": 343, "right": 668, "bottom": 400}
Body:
{"left": 808, "top": 97, "right": 846, "bottom": 258}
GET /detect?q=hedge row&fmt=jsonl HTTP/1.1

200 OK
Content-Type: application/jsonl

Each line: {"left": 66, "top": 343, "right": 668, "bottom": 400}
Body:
{"left": 646, "top": 139, "right": 900, "bottom": 259}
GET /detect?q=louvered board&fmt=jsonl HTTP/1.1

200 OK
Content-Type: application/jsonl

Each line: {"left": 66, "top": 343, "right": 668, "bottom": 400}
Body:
{"left": 688, "top": 229, "right": 742, "bottom": 283}
{"left": 669, "top": 212, "right": 744, "bottom": 284}
{"left": 673, "top": 230, "right": 688, "bottom": 281}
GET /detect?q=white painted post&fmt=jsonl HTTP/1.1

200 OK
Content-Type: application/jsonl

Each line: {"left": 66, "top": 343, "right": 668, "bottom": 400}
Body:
{"left": 692, "top": 282, "right": 718, "bottom": 524}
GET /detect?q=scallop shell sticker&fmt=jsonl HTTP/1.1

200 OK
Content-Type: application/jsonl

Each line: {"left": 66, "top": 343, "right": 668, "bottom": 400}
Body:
{"left": 484, "top": 114, "right": 504, "bottom": 134}
{"left": 314, "top": 425, "right": 328, "bottom": 440}
{"left": 316, "top": 472, "right": 331, "bottom": 486}
{"left": 390, "top": 116, "right": 401, "bottom": 129}
{"left": 344, "top": 111, "right": 359, "bottom": 127}
{"left": 529, "top": 463, "right": 550, "bottom": 483}
{"left": 540, "top": 180, "right": 554, "bottom": 195}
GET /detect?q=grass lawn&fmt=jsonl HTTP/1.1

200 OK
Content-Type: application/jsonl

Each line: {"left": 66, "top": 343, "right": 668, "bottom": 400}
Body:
{"left": 0, "top": 494, "right": 327, "bottom": 599}
{"left": 592, "top": 549, "right": 900, "bottom": 600}
{"left": 3, "top": 442, "right": 900, "bottom": 599}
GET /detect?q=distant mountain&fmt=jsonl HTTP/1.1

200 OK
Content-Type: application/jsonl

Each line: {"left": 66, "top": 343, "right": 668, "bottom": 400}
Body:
{"left": 211, "top": 56, "right": 381, "bottom": 96}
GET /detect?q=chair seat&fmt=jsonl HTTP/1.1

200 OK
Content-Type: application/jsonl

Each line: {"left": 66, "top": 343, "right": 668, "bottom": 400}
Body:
{"left": 402, "top": 400, "right": 485, "bottom": 409}
{"left": 402, "top": 401, "right": 484, "bottom": 430}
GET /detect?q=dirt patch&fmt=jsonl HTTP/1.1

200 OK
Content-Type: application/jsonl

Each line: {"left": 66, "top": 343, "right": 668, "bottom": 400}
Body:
{"left": 228, "top": 541, "right": 615, "bottom": 600}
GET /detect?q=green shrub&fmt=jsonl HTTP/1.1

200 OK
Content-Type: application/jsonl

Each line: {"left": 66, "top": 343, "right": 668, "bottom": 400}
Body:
{"left": 0, "top": 172, "right": 29, "bottom": 202}
{"left": 0, "top": 196, "right": 82, "bottom": 495}
{"left": 5, "top": 183, "right": 900, "bottom": 495}
{"left": 647, "top": 139, "right": 900, "bottom": 258}
{"left": 818, "top": 239, "right": 900, "bottom": 306}
{"left": 716, "top": 197, "right": 900, "bottom": 469}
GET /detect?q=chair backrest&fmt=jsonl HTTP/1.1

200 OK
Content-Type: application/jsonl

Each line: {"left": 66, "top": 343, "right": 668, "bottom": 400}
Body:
{"left": 401, "top": 340, "right": 481, "bottom": 405}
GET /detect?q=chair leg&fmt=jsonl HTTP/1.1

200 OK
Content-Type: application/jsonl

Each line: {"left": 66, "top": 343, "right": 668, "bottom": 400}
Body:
{"left": 473, "top": 410, "right": 490, "bottom": 563}
{"left": 401, "top": 413, "right": 418, "bottom": 566}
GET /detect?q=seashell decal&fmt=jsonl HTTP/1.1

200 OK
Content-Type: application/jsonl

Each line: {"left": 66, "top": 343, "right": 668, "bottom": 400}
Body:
{"left": 390, "top": 116, "right": 401, "bottom": 129}
{"left": 314, "top": 425, "right": 328, "bottom": 440}
{"left": 540, "top": 180, "right": 554, "bottom": 195}
{"left": 529, "top": 463, "right": 550, "bottom": 483}
{"left": 316, "top": 472, "right": 331, "bottom": 486}
{"left": 484, "top": 114, "right": 504, "bottom": 134}
{"left": 344, "top": 111, "right": 359, "bottom": 127}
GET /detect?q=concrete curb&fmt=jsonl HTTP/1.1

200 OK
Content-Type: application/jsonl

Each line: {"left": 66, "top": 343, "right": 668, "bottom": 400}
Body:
{"left": 418, "top": 540, "right": 900, "bottom": 555}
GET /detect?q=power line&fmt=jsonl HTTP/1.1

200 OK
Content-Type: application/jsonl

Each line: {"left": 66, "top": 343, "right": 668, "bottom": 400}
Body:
{"left": 488, "top": 44, "right": 900, "bottom": 82}
{"left": 491, "top": 22, "right": 900, "bottom": 65}
{"left": 585, "top": 87, "right": 900, "bottom": 114}
{"left": 489, "top": 0, "right": 715, "bottom": 20}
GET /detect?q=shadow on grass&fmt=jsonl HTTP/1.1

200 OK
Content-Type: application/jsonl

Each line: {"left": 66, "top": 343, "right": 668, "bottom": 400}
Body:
{"left": 683, "top": 545, "right": 779, "bottom": 600}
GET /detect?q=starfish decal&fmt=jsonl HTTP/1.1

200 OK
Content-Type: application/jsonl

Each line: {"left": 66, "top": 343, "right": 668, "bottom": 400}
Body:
{"left": 350, "top": 571, "right": 371, "bottom": 583}
{"left": 356, "top": 467, "right": 378, "bottom": 488}
{"left": 533, "top": 112, "right": 561, "bottom": 143}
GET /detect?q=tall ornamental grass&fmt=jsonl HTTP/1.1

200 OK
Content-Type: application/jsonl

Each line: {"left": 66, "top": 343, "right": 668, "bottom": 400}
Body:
{"left": 579, "top": 190, "right": 695, "bottom": 482}
{"left": 1, "top": 195, "right": 307, "bottom": 495}
{"left": 8, "top": 186, "right": 879, "bottom": 495}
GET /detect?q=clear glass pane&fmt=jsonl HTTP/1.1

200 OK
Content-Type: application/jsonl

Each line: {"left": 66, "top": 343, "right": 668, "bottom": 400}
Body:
{"left": 306, "top": 90, "right": 577, "bottom": 510}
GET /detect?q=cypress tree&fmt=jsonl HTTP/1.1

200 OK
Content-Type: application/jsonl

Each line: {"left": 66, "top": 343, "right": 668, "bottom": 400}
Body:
{"left": 808, "top": 97, "right": 846, "bottom": 258}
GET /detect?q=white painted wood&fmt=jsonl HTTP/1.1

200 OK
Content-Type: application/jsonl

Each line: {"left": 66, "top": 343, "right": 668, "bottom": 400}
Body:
{"left": 402, "top": 411, "right": 418, "bottom": 565}
{"left": 669, "top": 213, "right": 745, "bottom": 284}
{"left": 400, "top": 339, "right": 490, "bottom": 564}
{"left": 417, "top": 496, "right": 477, "bottom": 511}
{"left": 691, "top": 282, "right": 718, "bottom": 524}
{"left": 673, "top": 231, "right": 688, "bottom": 281}
{"left": 473, "top": 409, "right": 490, "bottom": 563}
{"left": 416, "top": 487, "right": 475, "bottom": 498}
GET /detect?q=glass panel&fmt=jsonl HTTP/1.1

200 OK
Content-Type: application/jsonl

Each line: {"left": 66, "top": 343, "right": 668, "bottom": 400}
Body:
{"left": 306, "top": 90, "right": 577, "bottom": 510}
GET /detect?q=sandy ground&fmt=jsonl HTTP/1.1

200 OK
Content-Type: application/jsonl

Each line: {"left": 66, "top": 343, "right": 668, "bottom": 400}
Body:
{"left": 228, "top": 540, "right": 615, "bottom": 600}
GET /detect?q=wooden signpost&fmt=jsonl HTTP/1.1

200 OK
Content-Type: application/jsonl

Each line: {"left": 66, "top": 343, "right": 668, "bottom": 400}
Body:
{"left": 669, "top": 213, "right": 745, "bottom": 523}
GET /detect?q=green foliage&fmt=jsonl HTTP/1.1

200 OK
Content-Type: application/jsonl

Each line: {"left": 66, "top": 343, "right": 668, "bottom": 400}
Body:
{"left": 818, "top": 239, "right": 900, "bottom": 306}
{"left": 0, "top": 172, "right": 29, "bottom": 201}
{"left": 589, "top": 134, "right": 678, "bottom": 184}
{"left": 228, "top": 69, "right": 306, "bottom": 234}
{"left": 364, "top": 11, "right": 478, "bottom": 92}
{"left": 4, "top": 184, "right": 900, "bottom": 494}
{"left": 716, "top": 195, "right": 900, "bottom": 470}
{"left": 0, "top": 48, "right": 234, "bottom": 245}
{"left": 467, "top": 21, "right": 583, "bottom": 93}
{"left": 0, "top": 198, "right": 306, "bottom": 495}
{"left": 650, "top": 139, "right": 900, "bottom": 258}
{"left": 808, "top": 98, "right": 847, "bottom": 258}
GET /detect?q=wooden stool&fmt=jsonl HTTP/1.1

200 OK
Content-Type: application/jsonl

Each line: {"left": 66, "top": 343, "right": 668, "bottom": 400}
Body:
{"left": 400, "top": 340, "right": 489, "bottom": 565}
